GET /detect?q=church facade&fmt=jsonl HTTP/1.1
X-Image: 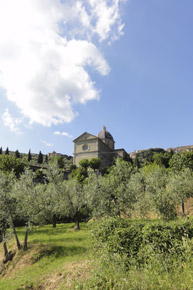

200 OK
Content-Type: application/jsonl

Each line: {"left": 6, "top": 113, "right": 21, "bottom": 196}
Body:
{"left": 73, "top": 126, "right": 128, "bottom": 168}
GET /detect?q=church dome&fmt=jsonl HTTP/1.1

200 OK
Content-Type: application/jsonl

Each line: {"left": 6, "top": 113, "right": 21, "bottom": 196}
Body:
{"left": 98, "top": 126, "right": 114, "bottom": 141}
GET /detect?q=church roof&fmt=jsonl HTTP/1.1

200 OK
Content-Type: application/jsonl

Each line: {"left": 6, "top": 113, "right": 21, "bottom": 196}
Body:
{"left": 98, "top": 126, "right": 114, "bottom": 141}
{"left": 73, "top": 132, "right": 97, "bottom": 142}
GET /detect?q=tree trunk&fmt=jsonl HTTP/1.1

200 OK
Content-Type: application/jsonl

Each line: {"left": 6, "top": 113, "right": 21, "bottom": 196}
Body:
{"left": 74, "top": 219, "right": 80, "bottom": 230}
{"left": 2, "top": 230, "right": 8, "bottom": 257}
{"left": 0, "top": 230, "right": 2, "bottom": 243}
{"left": 10, "top": 218, "right": 21, "bottom": 250}
{"left": 9, "top": 212, "right": 21, "bottom": 250}
{"left": 181, "top": 201, "right": 186, "bottom": 217}
{"left": 53, "top": 214, "right": 57, "bottom": 228}
{"left": 24, "top": 228, "right": 29, "bottom": 250}
{"left": 3, "top": 241, "right": 8, "bottom": 257}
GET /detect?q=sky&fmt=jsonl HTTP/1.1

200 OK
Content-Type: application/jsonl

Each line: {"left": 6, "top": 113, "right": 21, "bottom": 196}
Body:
{"left": 0, "top": 0, "right": 193, "bottom": 156}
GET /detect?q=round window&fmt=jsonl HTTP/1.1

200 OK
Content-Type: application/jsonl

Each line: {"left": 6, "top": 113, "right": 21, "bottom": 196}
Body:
{"left": 82, "top": 144, "right": 89, "bottom": 151}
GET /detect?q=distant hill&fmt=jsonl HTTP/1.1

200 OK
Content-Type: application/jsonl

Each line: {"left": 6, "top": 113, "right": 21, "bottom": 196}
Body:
{"left": 0, "top": 149, "right": 73, "bottom": 170}
{"left": 129, "top": 144, "right": 193, "bottom": 159}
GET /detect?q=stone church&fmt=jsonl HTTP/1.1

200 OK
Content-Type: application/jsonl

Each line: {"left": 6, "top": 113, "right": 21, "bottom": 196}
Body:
{"left": 73, "top": 126, "right": 128, "bottom": 168}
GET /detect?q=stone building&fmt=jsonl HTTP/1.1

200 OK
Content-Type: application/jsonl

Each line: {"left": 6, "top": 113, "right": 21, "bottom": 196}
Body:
{"left": 73, "top": 126, "right": 128, "bottom": 168}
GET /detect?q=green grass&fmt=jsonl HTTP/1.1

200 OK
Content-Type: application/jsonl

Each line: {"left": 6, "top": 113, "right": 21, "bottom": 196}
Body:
{"left": 1, "top": 221, "right": 193, "bottom": 290}
{"left": 0, "top": 223, "right": 92, "bottom": 290}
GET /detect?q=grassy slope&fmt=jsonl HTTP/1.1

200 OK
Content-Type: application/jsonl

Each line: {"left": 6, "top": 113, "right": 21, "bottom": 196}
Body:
{"left": 1, "top": 217, "right": 193, "bottom": 290}
{"left": 0, "top": 223, "right": 92, "bottom": 290}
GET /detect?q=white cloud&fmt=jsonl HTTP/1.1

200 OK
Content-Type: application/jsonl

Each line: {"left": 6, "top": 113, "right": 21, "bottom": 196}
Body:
{"left": 2, "top": 109, "right": 22, "bottom": 134}
{"left": 87, "top": 0, "right": 126, "bottom": 42}
{"left": 65, "top": 0, "right": 127, "bottom": 42}
{"left": 43, "top": 141, "right": 54, "bottom": 147}
{"left": 0, "top": 0, "right": 127, "bottom": 127}
{"left": 53, "top": 131, "right": 73, "bottom": 138}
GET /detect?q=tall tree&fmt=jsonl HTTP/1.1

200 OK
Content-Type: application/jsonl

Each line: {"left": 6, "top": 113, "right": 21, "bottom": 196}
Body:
{"left": 13, "top": 169, "right": 44, "bottom": 250}
{"left": 37, "top": 151, "right": 43, "bottom": 164}
{"left": 45, "top": 155, "right": 48, "bottom": 163}
{"left": 44, "top": 162, "right": 64, "bottom": 228}
{"left": 86, "top": 158, "right": 136, "bottom": 218}
{"left": 167, "top": 169, "right": 193, "bottom": 216}
{"left": 28, "top": 149, "right": 32, "bottom": 162}
{"left": 15, "top": 149, "right": 20, "bottom": 158}
{"left": 0, "top": 171, "right": 21, "bottom": 251}
{"left": 145, "top": 164, "right": 177, "bottom": 220}
{"left": 63, "top": 179, "right": 89, "bottom": 230}
{"left": 0, "top": 147, "right": 2, "bottom": 155}
{"left": 5, "top": 147, "right": 9, "bottom": 155}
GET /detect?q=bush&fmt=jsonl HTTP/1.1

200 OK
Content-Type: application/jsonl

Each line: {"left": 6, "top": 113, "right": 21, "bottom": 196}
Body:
{"left": 92, "top": 217, "right": 193, "bottom": 268}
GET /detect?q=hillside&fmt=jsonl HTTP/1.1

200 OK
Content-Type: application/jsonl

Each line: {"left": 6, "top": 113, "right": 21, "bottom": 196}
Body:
{"left": 0, "top": 149, "right": 73, "bottom": 171}
{"left": 0, "top": 223, "right": 91, "bottom": 290}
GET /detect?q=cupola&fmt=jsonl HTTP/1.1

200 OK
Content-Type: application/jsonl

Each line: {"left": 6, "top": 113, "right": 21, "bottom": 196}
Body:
{"left": 98, "top": 126, "right": 115, "bottom": 150}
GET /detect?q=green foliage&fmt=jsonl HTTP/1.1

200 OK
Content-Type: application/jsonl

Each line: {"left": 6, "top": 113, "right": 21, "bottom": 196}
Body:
{"left": 89, "top": 158, "right": 101, "bottom": 170}
{"left": 72, "top": 158, "right": 101, "bottom": 183}
{"left": 15, "top": 149, "right": 20, "bottom": 158}
{"left": 86, "top": 158, "right": 137, "bottom": 218}
{"left": 37, "top": 151, "right": 43, "bottom": 164}
{"left": 79, "top": 158, "right": 90, "bottom": 169}
{"left": 62, "top": 179, "right": 90, "bottom": 229}
{"left": 0, "top": 170, "right": 22, "bottom": 251}
{"left": 153, "top": 151, "right": 173, "bottom": 168}
{"left": 169, "top": 151, "right": 193, "bottom": 171}
{"left": 34, "top": 169, "right": 45, "bottom": 183}
{"left": 14, "top": 169, "right": 44, "bottom": 223}
{"left": 28, "top": 149, "right": 32, "bottom": 162}
{"left": 128, "top": 170, "right": 151, "bottom": 217}
{"left": 68, "top": 163, "right": 77, "bottom": 171}
{"left": 41, "top": 162, "right": 66, "bottom": 226}
{"left": 0, "top": 155, "right": 25, "bottom": 178}
{"left": 134, "top": 148, "right": 165, "bottom": 168}
{"left": 92, "top": 218, "right": 144, "bottom": 259}
{"left": 0, "top": 223, "right": 91, "bottom": 290}
{"left": 167, "top": 169, "right": 193, "bottom": 215}
{"left": 92, "top": 217, "right": 193, "bottom": 268}
{"left": 45, "top": 155, "right": 48, "bottom": 163}
{"left": 77, "top": 219, "right": 193, "bottom": 290}
{"left": 72, "top": 166, "right": 88, "bottom": 183}
{"left": 49, "top": 155, "right": 65, "bottom": 168}
{"left": 0, "top": 147, "right": 2, "bottom": 154}
{"left": 5, "top": 147, "right": 9, "bottom": 155}
{"left": 144, "top": 165, "right": 178, "bottom": 219}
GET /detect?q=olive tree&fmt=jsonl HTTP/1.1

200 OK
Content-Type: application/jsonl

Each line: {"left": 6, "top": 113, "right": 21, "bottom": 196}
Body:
{"left": 43, "top": 162, "right": 65, "bottom": 227}
{"left": 167, "top": 168, "right": 193, "bottom": 216}
{"left": 0, "top": 171, "right": 21, "bottom": 254}
{"left": 144, "top": 164, "right": 177, "bottom": 219}
{"left": 86, "top": 158, "right": 137, "bottom": 217}
{"left": 13, "top": 169, "right": 45, "bottom": 250}
{"left": 61, "top": 178, "right": 89, "bottom": 230}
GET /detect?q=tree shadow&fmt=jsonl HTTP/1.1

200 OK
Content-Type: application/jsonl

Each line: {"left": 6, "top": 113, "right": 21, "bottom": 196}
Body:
{"left": 32, "top": 245, "right": 87, "bottom": 263}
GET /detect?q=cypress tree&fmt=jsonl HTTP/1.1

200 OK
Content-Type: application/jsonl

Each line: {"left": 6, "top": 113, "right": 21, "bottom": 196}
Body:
{"left": 0, "top": 147, "right": 2, "bottom": 154}
{"left": 5, "top": 147, "right": 9, "bottom": 155}
{"left": 37, "top": 151, "right": 43, "bottom": 164}
{"left": 28, "top": 150, "right": 32, "bottom": 162}
{"left": 15, "top": 150, "right": 20, "bottom": 158}
{"left": 45, "top": 155, "right": 48, "bottom": 163}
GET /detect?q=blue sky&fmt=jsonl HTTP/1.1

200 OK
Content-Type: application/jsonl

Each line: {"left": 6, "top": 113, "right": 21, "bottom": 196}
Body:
{"left": 0, "top": 0, "right": 193, "bottom": 156}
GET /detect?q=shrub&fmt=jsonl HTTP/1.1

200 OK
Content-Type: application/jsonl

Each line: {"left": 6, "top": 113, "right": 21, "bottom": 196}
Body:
{"left": 92, "top": 217, "right": 193, "bottom": 268}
